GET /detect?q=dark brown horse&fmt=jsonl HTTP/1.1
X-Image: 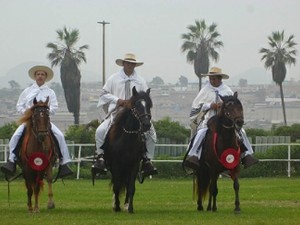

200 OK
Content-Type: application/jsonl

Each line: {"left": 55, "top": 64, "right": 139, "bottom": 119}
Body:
{"left": 195, "top": 92, "right": 244, "bottom": 213}
{"left": 102, "top": 86, "right": 152, "bottom": 213}
{"left": 18, "top": 97, "right": 57, "bottom": 213}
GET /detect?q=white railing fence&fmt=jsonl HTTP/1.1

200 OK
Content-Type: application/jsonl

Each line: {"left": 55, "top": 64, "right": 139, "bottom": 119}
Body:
{"left": 1, "top": 142, "right": 300, "bottom": 179}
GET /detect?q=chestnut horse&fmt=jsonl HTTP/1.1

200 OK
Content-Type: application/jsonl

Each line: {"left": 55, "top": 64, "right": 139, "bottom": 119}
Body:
{"left": 195, "top": 92, "right": 245, "bottom": 213}
{"left": 102, "top": 86, "right": 152, "bottom": 213}
{"left": 18, "top": 97, "right": 57, "bottom": 213}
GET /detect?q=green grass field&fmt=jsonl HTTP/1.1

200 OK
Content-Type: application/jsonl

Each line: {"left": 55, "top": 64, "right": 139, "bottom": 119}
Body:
{"left": 1, "top": 177, "right": 300, "bottom": 225}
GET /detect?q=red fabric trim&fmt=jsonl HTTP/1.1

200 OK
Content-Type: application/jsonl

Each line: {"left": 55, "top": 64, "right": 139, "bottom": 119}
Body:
{"left": 213, "top": 132, "right": 240, "bottom": 170}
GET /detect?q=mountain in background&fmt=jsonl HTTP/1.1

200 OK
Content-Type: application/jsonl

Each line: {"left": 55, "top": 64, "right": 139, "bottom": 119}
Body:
{"left": 0, "top": 62, "right": 273, "bottom": 89}
{"left": 228, "top": 67, "right": 272, "bottom": 85}
{"left": 0, "top": 62, "right": 101, "bottom": 88}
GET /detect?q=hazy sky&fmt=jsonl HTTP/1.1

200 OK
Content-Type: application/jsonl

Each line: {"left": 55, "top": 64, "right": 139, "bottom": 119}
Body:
{"left": 1, "top": 0, "right": 300, "bottom": 85}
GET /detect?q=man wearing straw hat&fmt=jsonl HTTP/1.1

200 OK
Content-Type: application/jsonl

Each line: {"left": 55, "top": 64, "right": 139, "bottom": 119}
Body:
{"left": 1, "top": 65, "right": 73, "bottom": 178}
{"left": 184, "top": 67, "right": 258, "bottom": 170}
{"left": 92, "top": 53, "right": 157, "bottom": 178}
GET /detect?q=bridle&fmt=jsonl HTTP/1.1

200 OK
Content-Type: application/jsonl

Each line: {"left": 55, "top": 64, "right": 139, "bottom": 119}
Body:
{"left": 221, "top": 100, "right": 244, "bottom": 130}
{"left": 31, "top": 105, "right": 51, "bottom": 142}
{"left": 123, "top": 98, "right": 152, "bottom": 135}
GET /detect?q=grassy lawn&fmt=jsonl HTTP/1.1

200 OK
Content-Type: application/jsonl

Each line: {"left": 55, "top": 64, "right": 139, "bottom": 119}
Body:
{"left": 0, "top": 177, "right": 300, "bottom": 225}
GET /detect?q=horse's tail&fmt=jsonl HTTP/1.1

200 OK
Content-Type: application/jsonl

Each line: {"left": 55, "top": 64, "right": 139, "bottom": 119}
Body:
{"left": 111, "top": 179, "right": 126, "bottom": 196}
{"left": 195, "top": 167, "right": 211, "bottom": 201}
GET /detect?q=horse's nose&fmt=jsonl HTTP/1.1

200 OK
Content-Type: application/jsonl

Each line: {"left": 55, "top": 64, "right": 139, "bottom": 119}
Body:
{"left": 141, "top": 120, "right": 151, "bottom": 132}
{"left": 37, "top": 133, "right": 45, "bottom": 142}
{"left": 236, "top": 118, "right": 244, "bottom": 128}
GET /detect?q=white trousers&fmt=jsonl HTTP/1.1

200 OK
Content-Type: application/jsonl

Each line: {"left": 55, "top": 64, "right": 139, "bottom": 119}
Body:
{"left": 8, "top": 123, "right": 71, "bottom": 165}
{"left": 188, "top": 128, "right": 253, "bottom": 159}
{"left": 95, "top": 117, "right": 157, "bottom": 159}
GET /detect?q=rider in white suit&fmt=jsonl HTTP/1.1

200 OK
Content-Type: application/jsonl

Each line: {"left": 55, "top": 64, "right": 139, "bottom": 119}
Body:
{"left": 184, "top": 67, "right": 259, "bottom": 170}
{"left": 1, "top": 65, "right": 73, "bottom": 178}
{"left": 92, "top": 53, "right": 157, "bottom": 178}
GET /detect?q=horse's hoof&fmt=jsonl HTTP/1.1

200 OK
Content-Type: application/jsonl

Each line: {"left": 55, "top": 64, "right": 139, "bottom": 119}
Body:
{"left": 33, "top": 208, "right": 40, "bottom": 213}
{"left": 197, "top": 206, "right": 204, "bottom": 211}
{"left": 47, "top": 202, "right": 55, "bottom": 209}
{"left": 234, "top": 208, "right": 241, "bottom": 214}
{"left": 113, "top": 206, "right": 121, "bottom": 212}
{"left": 128, "top": 209, "right": 134, "bottom": 214}
{"left": 124, "top": 203, "right": 129, "bottom": 211}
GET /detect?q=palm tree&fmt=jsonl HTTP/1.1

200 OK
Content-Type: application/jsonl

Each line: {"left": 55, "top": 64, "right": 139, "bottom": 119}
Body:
{"left": 181, "top": 19, "right": 223, "bottom": 90}
{"left": 259, "top": 31, "right": 297, "bottom": 126}
{"left": 47, "top": 27, "right": 89, "bottom": 124}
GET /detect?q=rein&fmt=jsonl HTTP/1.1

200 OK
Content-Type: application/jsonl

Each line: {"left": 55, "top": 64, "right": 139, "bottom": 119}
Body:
{"left": 122, "top": 105, "right": 151, "bottom": 135}
{"left": 222, "top": 106, "right": 244, "bottom": 130}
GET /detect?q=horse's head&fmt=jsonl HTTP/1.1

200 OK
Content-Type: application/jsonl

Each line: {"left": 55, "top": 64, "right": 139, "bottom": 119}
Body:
{"left": 31, "top": 97, "right": 51, "bottom": 141}
{"left": 219, "top": 92, "right": 244, "bottom": 130}
{"left": 130, "top": 86, "right": 153, "bottom": 132}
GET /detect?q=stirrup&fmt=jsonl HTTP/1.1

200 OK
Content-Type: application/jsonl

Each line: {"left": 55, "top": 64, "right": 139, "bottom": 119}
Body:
{"left": 91, "top": 154, "right": 107, "bottom": 174}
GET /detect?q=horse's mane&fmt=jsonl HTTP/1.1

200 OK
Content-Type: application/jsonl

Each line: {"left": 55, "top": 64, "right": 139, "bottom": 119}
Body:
{"left": 109, "top": 90, "right": 152, "bottom": 139}
{"left": 18, "top": 109, "right": 33, "bottom": 126}
{"left": 114, "top": 90, "right": 152, "bottom": 127}
{"left": 17, "top": 101, "right": 49, "bottom": 126}
{"left": 208, "top": 94, "right": 242, "bottom": 133}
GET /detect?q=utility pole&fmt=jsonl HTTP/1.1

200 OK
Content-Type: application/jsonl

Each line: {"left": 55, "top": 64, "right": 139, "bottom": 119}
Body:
{"left": 98, "top": 20, "right": 110, "bottom": 85}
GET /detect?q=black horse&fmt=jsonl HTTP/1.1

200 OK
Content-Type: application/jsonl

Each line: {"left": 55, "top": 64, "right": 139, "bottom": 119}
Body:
{"left": 102, "top": 86, "right": 153, "bottom": 213}
{"left": 194, "top": 92, "right": 245, "bottom": 213}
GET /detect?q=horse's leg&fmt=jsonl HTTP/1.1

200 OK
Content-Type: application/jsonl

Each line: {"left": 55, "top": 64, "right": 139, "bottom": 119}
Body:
{"left": 207, "top": 175, "right": 218, "bottom": 212}
{"left": 112, "top": 173, "right": 121, "bottom": 212}
{"left": 212, "top": 177, "right": 219, "bottom": 212}
{"left": 196, "top": 176, "right": 204, "bottom": 211}
{"left": 113, "top": 189, "right": 121, "bottom": 212}
{"left": 233, "top": 177, "right": 240, "bottom": 213}
{"left": 125, "top": 169, "right": 137, "bottom": 213}
{"left": 46, "top": 169, "right": 55, "bottom": 209}
{"left": 207, "top": 183, "right": 213, "bottom": 211}
{"left": 124, "top": 192, "right": 129, "bottom": 211}
{"left": 26, "top": 180, "right": 33, "bottom": 213}
{"left": 33, "top": 181, "right": 41, "bottom": 213}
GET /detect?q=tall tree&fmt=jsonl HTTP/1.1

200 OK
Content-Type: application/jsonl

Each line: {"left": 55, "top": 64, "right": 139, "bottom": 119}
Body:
{"left": 259, "top": 30, "right": 297, "bottom": 126}
{"left": 181, "top": 19, "right": 223, "bottom": 90}
{"left": 47, "top": 27, "right": 89, "bottom": 124}
{"left": 8, "top": 80, "right": 21, "bottom": 89}
{"left": 178, "top": 75, "right": 188, "bottom": 87}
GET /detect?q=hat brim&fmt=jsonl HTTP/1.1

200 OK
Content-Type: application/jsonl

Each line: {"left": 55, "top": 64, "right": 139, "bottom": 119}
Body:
{"left": 116, "top": 59, "right": 144, "bottom": 67}
{"left": 201, "top": 73, "right": 229, "bottom": 80}
{"left": 28, "top": 65, "right": 54, "bottom": 82}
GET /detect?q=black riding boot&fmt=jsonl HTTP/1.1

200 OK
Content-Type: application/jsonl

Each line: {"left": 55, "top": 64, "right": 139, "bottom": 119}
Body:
{"left": 0, "top": 161, "right": 16, "bottom": 176}
{"left": 242, "top": 155, "right": 259, "bottom": 168}
{"left": 240, "top": 144, "right": 259, "bottom": 168}
{"left": 57, "top": 164, "right": 73, "bottom": 178}
{"left": 141, "top": 156, "right": 158, "bottom": 177}
{"left": 91, "top": 153, "right": 107, "bottom": 174}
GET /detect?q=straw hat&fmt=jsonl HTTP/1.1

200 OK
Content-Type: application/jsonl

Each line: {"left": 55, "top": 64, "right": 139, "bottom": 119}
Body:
{"left": 28, "top": 65, "right": 54, "bottom": 82}
{"left": 115, "top": 53, "right": 144, "bottom": 67}
{"left": 201, "top": 67, "right": 229, "bottom": 79}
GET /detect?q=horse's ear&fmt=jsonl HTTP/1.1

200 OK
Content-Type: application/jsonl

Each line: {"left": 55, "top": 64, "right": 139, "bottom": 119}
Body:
{"left": 132, "top": 86, "right": 138, "bottom": 96}
{"left": 146, "top": 88, "right": 151, "bottom": 95}
{"left": 219, "top": 94, "right": 225, "bottom": 102}
{"left": 234, "top": 91, "right": 238, "bottom": 98}
{"left": 33, "top": 98, "right": 37, "bottom": 105}
{"left": 45, "top": 96, "right": 49, "bottom": 104}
